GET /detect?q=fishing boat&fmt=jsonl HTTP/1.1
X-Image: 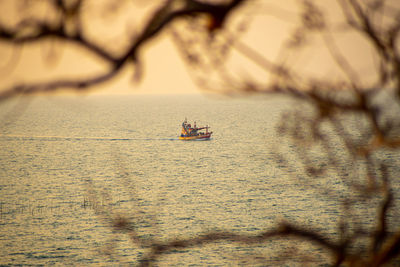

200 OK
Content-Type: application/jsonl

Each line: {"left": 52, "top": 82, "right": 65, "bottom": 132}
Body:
{"left": 179, "top": 119, "right": 212, "bottom": 140}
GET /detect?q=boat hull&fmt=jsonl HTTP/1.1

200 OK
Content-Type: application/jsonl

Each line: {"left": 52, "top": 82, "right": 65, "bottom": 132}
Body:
{"left": 179, "top": 133, "right": 212, "bottom": 140}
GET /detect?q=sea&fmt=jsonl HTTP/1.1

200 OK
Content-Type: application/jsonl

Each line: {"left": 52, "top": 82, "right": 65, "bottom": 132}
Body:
{"left": 0, "top": 94, "right": 399, "bottom": 266}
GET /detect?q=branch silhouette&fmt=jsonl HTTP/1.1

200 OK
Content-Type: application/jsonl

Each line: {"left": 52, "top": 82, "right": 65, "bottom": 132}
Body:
{"left": 0, "top": 0, "right": 245, "bottom": 100}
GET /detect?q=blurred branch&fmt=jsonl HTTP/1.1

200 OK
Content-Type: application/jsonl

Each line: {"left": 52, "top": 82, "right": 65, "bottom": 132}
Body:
{"left": 0, "top": 0, "right": 246, "bottom": 100}
{"left": 338, "top": 0, "right": 400, "bottom": 98}
{"left": 0, "top": 68, "right": 119, "bottom": 99}
{"left": 373, "top": 231, "right": 400, "bottom": 266}
{"left": 129, "top": 222, "right": 342, "bottom": 266}
{"left": 371, "top": 165, "right": 392, "bottom": 254}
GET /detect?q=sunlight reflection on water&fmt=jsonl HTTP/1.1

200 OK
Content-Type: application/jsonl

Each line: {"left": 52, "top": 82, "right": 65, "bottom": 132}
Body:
{"left": 0, "top": 95, "right": 398, "bottom": 266}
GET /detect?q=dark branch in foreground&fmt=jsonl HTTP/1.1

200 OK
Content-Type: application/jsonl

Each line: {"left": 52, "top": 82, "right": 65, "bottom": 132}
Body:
{"left": 0, "top": 0, "right": 245, "bottom": 100}
{"left": 0, "top": 69, "right": 119, "bottom": 99}
{"left": 133, "top": 223, "right": 342, "bottom": 266}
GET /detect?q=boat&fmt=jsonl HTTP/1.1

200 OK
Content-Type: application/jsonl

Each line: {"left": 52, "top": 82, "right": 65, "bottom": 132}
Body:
{"left": 179, "top": 119, "right": 213, "bottom": 140}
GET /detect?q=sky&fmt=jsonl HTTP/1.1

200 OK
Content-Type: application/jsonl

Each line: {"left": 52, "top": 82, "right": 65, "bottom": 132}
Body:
{"left": 0, "top": 0, "right": 378, "bottom": 96}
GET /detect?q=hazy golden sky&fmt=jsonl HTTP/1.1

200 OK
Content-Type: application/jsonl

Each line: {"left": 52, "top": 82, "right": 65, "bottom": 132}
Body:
{"left": 0, "top": 0, "right": 376, "bottom": 96}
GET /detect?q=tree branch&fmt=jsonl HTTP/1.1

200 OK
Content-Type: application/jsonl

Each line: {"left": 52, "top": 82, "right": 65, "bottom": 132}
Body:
{"left": 0, "top": 0, "right": 246, "bottom": 100}
{"left": 137, "top": 222, "right": 343, "bottom": 266}
{"left": 0, "top": 68, "right": 119, "bottom": 101}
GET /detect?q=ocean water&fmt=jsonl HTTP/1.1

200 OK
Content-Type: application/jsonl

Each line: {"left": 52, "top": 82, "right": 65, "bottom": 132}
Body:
{"left": 0, "top": 94, "right": 399, "bottom": 266}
